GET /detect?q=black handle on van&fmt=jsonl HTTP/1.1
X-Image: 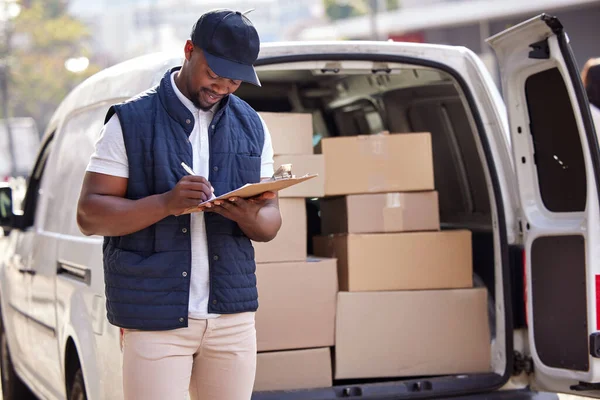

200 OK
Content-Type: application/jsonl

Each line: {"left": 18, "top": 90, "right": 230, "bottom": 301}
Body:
{"left": 17, "top": 268, "right": 36, "bottom": 275}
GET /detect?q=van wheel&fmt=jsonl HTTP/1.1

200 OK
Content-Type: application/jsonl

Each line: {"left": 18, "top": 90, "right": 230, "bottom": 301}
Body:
{"left": 68, "top": 368, "right": 87, "bottom": 400}
{"left": 0, "top": 325, "right": 35, "bottom": 400}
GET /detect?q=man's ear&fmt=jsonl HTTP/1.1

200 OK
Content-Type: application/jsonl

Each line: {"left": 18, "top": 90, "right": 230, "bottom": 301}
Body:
{"left": 184, "top": 40, "right": 194, "bottom": 61}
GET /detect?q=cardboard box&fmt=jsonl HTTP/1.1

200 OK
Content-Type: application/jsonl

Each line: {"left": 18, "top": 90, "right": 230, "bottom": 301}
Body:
{"left": 256, "top": 258, "right": 338, "bottom": 351}
{"left": 253, "top": 198, "right": 306, "bottom": 263}
{"left": 274, "top": 154, "right": 325, "bottom": 198}
{"left": 319, "top": 133, "right": 435, "bottom": 196}
{"left": 335, "top": 289, "right": 491, "bottom": 379}
{"left": 259, "top": 112, "right": 313, "bottom": 155}
{"left": 254, "top": 348, "right": 332, "bottom": 392}
{"left": 320, "top": 192, "right": 440, "bottom": 234}
{"left": 313, "top": 230, "right": 472, "bottom": 292}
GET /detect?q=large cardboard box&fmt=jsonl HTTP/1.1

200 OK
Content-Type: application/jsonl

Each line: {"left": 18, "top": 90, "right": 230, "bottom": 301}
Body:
{"left": 319, "top": 133, "right": 435, "bottom": 196}
{"left": 320, "top": 192, "right": 440, "bottom": 234}
{"left": 335, "top": 289, "right": 491, "bottom": 379}
{"left": 313, "top": 230, "right": 472, "bottom": 292}
{"left": 256, "top": 258, "right": 338, "bottom": 351}
{"left": 254, "top": 348, "right": 332, "bottom": 392}
{"left": 259, "top": 112, "right": 313, "bottom": 155}
{"left": 274, "top": 154, "right": 325, "bottom": 198}
{"left": 253, "top": 198, "right": 306, "bottom": 263}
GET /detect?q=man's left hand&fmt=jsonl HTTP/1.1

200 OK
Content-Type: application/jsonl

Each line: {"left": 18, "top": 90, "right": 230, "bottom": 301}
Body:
{"left": 205, "top": 191, "right": 276, "bottom": 225}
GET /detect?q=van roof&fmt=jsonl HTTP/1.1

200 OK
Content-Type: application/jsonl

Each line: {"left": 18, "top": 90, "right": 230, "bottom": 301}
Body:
{"left": 43, "top": 52, "right": 183, "bottom": 139}
{"left": 42, "top": 41, "right": 468, "bottom": 141}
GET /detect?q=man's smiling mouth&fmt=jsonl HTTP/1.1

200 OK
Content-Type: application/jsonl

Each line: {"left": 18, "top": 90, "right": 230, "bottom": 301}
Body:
{"left": 205, "top": 91, "right": 223, "bottom": 102}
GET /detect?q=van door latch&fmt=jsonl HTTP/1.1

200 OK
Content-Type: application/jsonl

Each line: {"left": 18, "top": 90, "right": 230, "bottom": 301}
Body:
{"left": 410, "top": 380, "right": 433, "bottom": 392}
{"left": 371, "top": 62, "right": 391, "bottom": 74}
{"left": 320, "top": 62, "right": 342, "bottom": 74}
{"left": 341, "top": 386, "right": 363, "bottom": 397}
{"left": 513, "top": 351, "right": 534, "bottom": 375}
{"left": 589, "top": 333, "right": 600, "bottom": 358}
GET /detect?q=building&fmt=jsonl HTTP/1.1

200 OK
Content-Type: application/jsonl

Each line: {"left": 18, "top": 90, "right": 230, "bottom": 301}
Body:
{"left": 296, "top": 0, "right": 600, "bottom": 82}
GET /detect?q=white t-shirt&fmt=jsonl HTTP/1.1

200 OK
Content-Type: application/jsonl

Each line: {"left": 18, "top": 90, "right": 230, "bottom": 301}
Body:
{"left": 87, "top": 72, "right": 274, "bottom": 319}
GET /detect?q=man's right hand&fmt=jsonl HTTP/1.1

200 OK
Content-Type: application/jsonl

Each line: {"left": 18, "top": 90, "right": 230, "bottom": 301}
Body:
{"left": 161, "top": 175, "right": 214, "bottom": 216}
{"left": 78, "top": 172, "right": 215, "bottom": 237}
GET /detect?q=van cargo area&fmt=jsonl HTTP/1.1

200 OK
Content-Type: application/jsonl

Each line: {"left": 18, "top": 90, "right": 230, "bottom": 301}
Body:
{"left": 236, "top": 59, "right": 506, "bottom": 398}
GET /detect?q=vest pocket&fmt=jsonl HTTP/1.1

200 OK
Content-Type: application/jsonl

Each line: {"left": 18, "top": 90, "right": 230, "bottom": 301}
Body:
{"left": 235, "top": 154, "right": 262, "bottom": 182}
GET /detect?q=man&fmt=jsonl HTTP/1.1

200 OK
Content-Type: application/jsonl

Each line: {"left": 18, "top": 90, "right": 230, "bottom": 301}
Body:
{"left": 76, "top": 9, "right": 281, "bottom": 400}
{"left": 582, "top": 58, "right": 600, "bottom": 131}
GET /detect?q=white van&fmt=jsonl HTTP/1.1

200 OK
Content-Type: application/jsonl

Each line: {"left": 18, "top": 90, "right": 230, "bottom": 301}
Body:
{"left": 0, "top": 14, "right": 598, "bottom": 400}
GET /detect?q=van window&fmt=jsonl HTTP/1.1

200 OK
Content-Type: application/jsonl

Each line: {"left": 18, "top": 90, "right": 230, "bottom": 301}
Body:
{"left": 332, "top": 99, "right": 384, "bottom": 136}
{"left": 20, "top": 135, "right": 54, "bottom": 228}
{"left": 43, "top": 106, "right": 106, "bottom": 235}
{"left": 383, "top": 83, "right": 490, "bottom": 219}
{"left": 525, "top": 68, "right": 587, "bottom": 212}
{"left": 0, "top": 118, "right": 40, "bottom": 180}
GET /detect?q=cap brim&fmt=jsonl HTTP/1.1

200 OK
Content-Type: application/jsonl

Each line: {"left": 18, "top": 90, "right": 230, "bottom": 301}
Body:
{"left": 203, "top": 51, "right": 261, "bottom": 87}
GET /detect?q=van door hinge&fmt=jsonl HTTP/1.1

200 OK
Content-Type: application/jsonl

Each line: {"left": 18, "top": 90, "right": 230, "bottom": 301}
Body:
{"left": 513, "top": 351, "right": 534, "bottom": 375}
{"left": 529, "top": 39, "right": 550, "bottom": 60}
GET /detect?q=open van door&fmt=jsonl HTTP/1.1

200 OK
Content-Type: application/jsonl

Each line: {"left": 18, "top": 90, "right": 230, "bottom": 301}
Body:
{"left": 488, "top": 15, "right": 600, "bottom": 394}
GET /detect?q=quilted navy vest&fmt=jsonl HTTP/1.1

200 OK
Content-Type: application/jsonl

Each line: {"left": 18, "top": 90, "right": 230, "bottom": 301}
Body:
{"left": 102, "top": 67, "right": 264, "bottom": 331}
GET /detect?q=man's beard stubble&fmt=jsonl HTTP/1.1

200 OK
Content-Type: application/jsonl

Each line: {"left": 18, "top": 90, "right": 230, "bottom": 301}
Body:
{"left": 190, "top": 90, "right": 214, "bottom": 112}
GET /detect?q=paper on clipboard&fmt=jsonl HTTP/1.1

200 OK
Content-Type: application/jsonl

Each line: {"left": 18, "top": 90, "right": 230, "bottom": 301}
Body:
{"left": 182, "top": 174, "right": 318, "bottom": 214}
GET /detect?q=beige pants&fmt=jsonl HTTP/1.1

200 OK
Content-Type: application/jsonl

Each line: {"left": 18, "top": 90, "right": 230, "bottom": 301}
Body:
{"left": 122, "top": 312, "right": 257, "bottom": 400}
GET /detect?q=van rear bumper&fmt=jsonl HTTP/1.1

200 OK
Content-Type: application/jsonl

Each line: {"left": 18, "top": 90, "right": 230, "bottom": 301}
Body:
{"left": 454, "top": 390, "right": 559, "bottom": 400}
{"left": 252, "top": 387, "right": 558, "bottom": 400}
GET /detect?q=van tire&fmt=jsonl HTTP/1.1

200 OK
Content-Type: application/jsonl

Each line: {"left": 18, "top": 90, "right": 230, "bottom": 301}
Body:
{"left": 68, "top": 368, "right": 87, "bottom": 400}
{"left": 0, "top": 324, "right": 35, "bottom": 400}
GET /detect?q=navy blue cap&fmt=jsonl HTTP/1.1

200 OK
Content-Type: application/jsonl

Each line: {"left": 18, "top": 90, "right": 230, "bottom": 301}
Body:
{"left": 191, "top": 9, "right": 261, "bottom": 87}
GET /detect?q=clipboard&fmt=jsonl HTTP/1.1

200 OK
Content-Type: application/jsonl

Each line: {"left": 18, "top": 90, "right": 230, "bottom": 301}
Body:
{"left": 182, "top": 164, "right": 318, "bottom": 214}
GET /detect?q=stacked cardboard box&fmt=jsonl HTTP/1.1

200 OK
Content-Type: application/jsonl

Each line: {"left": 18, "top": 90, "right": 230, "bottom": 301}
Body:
{"left": 254, "top": 348, "right": 333, "bottom": 392}
{"left": 253, "top": 112, "right": 326, "bottom": 264}
{"left": 251, "top": 122, "right": 492, "bottom": 389}
{"left": 314, "top": 133, "right": 492, "bottom": 380}
{"left": 259, "top": 112, "right": 325, "bottom": 198}
{"left": 253, "top": 112, "right": 336, "bottom": 392}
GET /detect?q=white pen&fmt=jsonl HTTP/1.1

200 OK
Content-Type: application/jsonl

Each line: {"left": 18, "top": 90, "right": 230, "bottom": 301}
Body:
{"left": 181, "top": 162, "right": 216, "bottom": 199}
{"left": 181, "top": 162, "right": 195, "bottom": 176}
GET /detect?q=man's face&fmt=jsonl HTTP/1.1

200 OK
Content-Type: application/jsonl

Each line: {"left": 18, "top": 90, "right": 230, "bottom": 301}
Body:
{"left": 184, "top": 42, "right": 242, "bottom": 111}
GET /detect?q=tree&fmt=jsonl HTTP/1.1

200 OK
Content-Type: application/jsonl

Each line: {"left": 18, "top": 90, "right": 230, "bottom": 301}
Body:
{"left": 324, "top": 0, "right": 363, "bottom": 21}
{"left": 324, "top": 0, "right": 400, "bottom": 21}
{"left": 6, "top": 0, "right": 100, "bottom": 133}
{"left": 385, "top": 0, "right": 399, "bottom": 11}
